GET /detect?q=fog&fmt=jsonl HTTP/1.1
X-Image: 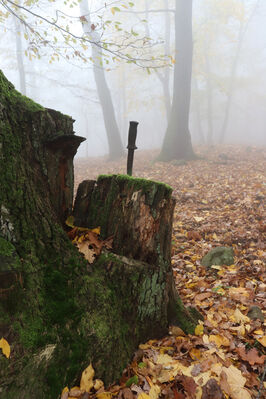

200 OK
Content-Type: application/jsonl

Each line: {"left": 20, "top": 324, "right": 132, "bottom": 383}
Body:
{"left": 0, "top": 0, "right": 265, "bottom": 158}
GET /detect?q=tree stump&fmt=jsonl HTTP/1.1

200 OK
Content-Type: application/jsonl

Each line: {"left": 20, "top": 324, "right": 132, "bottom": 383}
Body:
{"left": 0, "top": 70, "right": 197, "bottom": 399}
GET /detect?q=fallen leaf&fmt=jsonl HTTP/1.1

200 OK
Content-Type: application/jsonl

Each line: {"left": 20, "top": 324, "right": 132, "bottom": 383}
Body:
{"left": 178, "top": 375, "right": 198, "bottom": 397}
{"left": 60, "top": 386, "right": 69, "bottom": 399}
{"left": 137, "top": 394, "right": 150, "bottom": 399}
{"left": 96, "top": 393, "right": 112, "bottom": 399}
{"left": 201, "top": 378, "right": 224, "bottom": 399}
{"left": 220, "top": 365, "right": 251, "bottom": 399}
{"left": 209, "top": 334, "right": 230, "bottom": 348}
{"left": 194, "top": 292, "right": 212, "bottom": 302}
{"left": 230, "top": 308, "right": 250, "bottom": 324}
{"left": 69, "top": 388, "right": 85, "bottom": 397}
{"left": 236, "top": 346, "right": 265, "bottom": 365}
{"left": 194, "top": 216, "right": 204, "bottom": 222}
{"left": 80, "top": 364, "right": 95, "bottom": 392}
{"left": 94, "top": 379, "right": 104, "bottom": 391}
{"left": 169, "top": 326, "right": 185, "bottom": 337}
{"left": 77, "top": 241, "right": 96, "bottom": 264}
{"left": 195, "top": 324, "right": 204, "bottom": 336}
{"left": 126, "top": 375, "right": 138, "bottom": 387}
{"left": 257, "top": 335, "right": 266, "bottom": 347}
{"left": 189, "top": 348, "right": 202, "bottom": 360}
{"left": 148, "top": 384, "right": 160, "bottom": 399}
{"left": 0, "top": 337, "right": 10, "bottom": 358}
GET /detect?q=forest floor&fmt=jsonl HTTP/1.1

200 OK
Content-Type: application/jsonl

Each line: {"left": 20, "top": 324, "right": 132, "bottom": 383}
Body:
{"left": 72, "top": 145, "right": 266, "bottom": 399}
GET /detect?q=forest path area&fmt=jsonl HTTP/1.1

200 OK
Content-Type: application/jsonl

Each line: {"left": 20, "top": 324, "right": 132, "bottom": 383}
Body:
{"left": 74, "top": 146, "right": 266, "bottom": 399}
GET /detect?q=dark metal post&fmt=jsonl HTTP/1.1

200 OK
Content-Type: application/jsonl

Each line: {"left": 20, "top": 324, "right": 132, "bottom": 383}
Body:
{"left": 127, "top": 121, "right": 138, "bottom": 176}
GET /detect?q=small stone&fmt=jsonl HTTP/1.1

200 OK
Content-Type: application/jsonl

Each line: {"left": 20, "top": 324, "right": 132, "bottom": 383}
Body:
{"left": 201, "top": 247, "right": 234, "bottom": 268}
{"left": 247, "top": 306, "right": 264, "bottom": 322}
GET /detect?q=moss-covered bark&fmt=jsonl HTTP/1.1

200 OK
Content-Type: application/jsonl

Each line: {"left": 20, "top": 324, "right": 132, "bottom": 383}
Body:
{"left": 0, "top": 70, "right": 197, "bottom": 398}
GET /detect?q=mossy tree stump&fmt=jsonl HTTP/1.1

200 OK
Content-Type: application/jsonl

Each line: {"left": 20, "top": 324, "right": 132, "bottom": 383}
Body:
{"left": 0, "top": 70, "right": 197, "bottom": 399}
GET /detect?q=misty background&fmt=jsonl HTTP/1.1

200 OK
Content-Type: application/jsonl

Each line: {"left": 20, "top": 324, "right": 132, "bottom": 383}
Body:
{"left": 0, "top": 0, "right": 265, "bottom": 158}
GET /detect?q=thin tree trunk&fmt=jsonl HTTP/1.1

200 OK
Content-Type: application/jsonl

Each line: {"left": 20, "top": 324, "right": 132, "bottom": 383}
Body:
{"left": 163, "top": 0, "right": 171, "bottom": 122}
{"left": 145, "top": 0, "right": 171, "bottom": 122}
{"left": 158, "top": 0, "right": 195, "bottom": 161}
{"left": 204, "top": 45, "right": 213, "bottom": 145}
{"left": 13, "top": 15, "right": 26, "bottom": 95}
{"left": 79, "top": 0, "right": 124, "bottom": 159}
{"left": 219, "top": 1, "right": 260, "bottom": 143}
{"left": 192, "top": 76, "right": 205, "bottom": 144}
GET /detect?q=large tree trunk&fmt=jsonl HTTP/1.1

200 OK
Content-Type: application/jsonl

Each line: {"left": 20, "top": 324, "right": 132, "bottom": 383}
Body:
{"left": 0, "top": 70, "right": 197, "bottom": 398}
{"left": 158, "top": 0, "right": 195, "bottom": 161}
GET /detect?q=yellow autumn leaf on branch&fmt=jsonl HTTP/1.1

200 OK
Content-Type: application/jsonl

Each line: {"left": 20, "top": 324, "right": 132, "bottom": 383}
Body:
{"left": 0, "top": 337, "right": 10, "bottom": 358}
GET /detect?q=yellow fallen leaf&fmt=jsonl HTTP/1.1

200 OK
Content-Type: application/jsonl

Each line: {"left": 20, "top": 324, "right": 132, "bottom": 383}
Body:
{"left": 230, "top": 308, "right": 250, "bottom": 324}
{"left": 195, "top": 324, "right": 204, "bottom": 336}
{"left": 139, "top": 343, "right": 151, "bottom": 350}
{"left": 211, "top": 265, "right": 222, "bottom": 270}
{"left": 94, "top": 379, "right": 104, "bottom": 391}
{"left": 195, "top": 387, "right": 202, "bottom": 399}
{"left": 92, "top": 227, "right": 101, "bottom": 235}
{"left": 189, "top": 348, "right": 202, "bottom": 360}
{"left": 193, "top": 370, "right": 212, "bottom": 386}
{"left": 221, "top": 365, "right": 251, "bottom": 399}
{"left": 230, "top": 324, "right": 246, "bottom": 336}
{"left": 149, "top": 384, "right": 161, "bottom": 399}
{"left": 60, "top": 386, "right": 69, "bottom": 399}
{"left": 207, "top": 314, "right": 218, "bottom": 327}
{"left": 203, "top": 334, "right": 209, "bottom": 344}
{"left": 156, "top": 354, "right": 173, "bottom": 365}
{"left": 80, "top": 364, "right": 95, "bottom": 392}
{"left": 254, "top": 329, "right": 264, "bottom": 335}
{"left": 138, "top": 394, "right": 150, "bottom": 399}
{"left": 159, "top": 346, "right": 174, "bottom": 354}
{"left": 209, "top": 334, "right": 230, "bottom": 348}
{"left": 96, "top": 392, "right": 112, "bottom": 399}
{"left": 0, "top": 337, "right": 10, "bottom": 358}
{"left": 257, "top": 336, "right": 266, "bottom": 347}
{"left": 194, "top": 216, "right": 204, "bottom": 222}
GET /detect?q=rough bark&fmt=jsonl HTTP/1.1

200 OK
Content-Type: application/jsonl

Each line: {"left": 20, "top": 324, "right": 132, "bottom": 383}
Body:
{"left": 158, "top": 0, "right": 195, "bottom": 161}
{"left": 0, "top": 70, "right": 197, "bottom": 399}
{"left": 73, "top": 174, "right": 197, "bottom": 332}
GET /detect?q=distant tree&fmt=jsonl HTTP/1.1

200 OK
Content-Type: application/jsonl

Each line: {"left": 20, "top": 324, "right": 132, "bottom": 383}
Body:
{"left": 79, "top": 0, "right": 124, "bottom": 159}
{"left": 13, "top": 7, "right": 26, "bottom": 95}
{"left": 158, "top": 0, "right": 195, "bottom": 161}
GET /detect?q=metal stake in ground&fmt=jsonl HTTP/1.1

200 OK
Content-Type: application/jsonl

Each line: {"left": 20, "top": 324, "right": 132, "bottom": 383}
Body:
{"left": 127, "top": 121, "right": 139, "bottom": 176}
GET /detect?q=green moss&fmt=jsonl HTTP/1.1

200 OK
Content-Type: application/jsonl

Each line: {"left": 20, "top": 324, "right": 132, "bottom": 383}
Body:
{"left": 98, "top": 174, "right": 173, "bottom": 197}
{"left": 0, "top": 237, "right": 17, "bottom": 257}
{"left": 0, "top": 70, "right": 43, "bottom": 112}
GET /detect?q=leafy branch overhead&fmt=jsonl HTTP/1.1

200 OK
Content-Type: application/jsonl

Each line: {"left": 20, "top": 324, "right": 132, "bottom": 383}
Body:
{"left": 0, "top": 0, "right": 168, "bottom": 67}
